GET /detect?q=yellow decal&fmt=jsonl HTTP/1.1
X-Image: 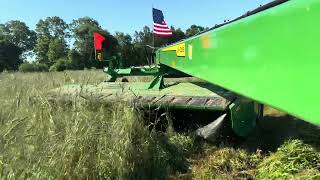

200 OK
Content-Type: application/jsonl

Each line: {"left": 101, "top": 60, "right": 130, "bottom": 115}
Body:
{"left": 188, "top": 45, "right": 193, "bottom": 60}
{"left": 162, "top": 43, "right": 186, "bottom": 57}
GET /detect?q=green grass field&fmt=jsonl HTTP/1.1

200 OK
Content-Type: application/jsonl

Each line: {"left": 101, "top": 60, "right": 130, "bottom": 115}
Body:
{"left": 0, "top": 70, "right": 319, "bottom": 179}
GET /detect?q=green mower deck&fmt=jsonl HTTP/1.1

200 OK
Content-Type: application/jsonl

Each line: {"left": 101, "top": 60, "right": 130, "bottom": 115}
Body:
{"left": 50, "top": 81, "right": 234, "bottom": 111}
{"left": 49, "top": 79, "right": 260, "bottom": 137}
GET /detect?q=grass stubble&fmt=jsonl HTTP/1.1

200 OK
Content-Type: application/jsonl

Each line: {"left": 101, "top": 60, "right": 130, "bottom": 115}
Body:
{"left": 0, "top": 70, "right": 319, "bottom": 179}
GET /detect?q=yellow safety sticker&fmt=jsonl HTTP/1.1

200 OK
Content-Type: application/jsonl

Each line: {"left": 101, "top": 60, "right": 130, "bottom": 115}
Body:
{"left": 162, "top": 43, "right": 186, "bottom": 57}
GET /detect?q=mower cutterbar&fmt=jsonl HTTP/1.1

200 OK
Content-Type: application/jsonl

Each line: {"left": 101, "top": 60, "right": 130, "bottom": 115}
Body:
{"left": 49, "top": 78, "right": 261, "bottom": 137}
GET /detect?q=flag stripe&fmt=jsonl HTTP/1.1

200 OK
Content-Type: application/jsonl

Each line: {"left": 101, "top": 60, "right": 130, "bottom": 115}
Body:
{"left": 153, "top": 23, "right": 168, "bottom": 28}
{"left": 153, "top": 31, "right": 173, "bottom": 35}
{"left": 154, "top": 24, "right": 169, "bottom": 29}
{"left": 153, "top": 26, "right": 172, "bottom": 32}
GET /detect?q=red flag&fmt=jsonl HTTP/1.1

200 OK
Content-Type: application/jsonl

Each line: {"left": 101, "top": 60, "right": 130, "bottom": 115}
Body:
{"left": 93, "top": 32, "right": 106, "bottom": 50}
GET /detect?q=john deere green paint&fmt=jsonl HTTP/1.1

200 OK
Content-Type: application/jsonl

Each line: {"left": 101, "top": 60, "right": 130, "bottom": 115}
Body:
{"left": 157, "top": 0, "right": 320, "bottom": 125}
{"left": 50, "top": 0, "right": 319, "bottom": 139}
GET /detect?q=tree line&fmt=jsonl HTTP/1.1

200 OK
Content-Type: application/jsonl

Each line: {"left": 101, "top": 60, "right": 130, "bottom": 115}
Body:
{"left": 0, "top": 16, "right": 208, "bottom": 72}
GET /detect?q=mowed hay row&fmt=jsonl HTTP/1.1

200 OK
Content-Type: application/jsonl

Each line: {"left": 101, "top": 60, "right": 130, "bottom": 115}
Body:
{"left": 0, "top": 71, "right": 320, "bottom": 180}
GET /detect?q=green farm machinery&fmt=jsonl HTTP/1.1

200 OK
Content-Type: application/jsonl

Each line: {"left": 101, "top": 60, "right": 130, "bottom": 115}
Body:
{"left": 51, "top": 0, "right": 320, "bottom": 140}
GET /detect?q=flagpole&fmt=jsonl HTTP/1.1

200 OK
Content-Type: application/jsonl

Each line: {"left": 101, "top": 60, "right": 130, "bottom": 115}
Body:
{"left": 152, "top": 4, "right": 155, "bottom": 65}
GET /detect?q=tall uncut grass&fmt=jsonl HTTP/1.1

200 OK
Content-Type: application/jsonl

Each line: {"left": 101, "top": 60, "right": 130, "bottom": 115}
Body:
{"left": 0, "top": 70, "right": 319, "bottom": 179}
{"left": 0, "top": 71, "right": 193, "bottom": 179}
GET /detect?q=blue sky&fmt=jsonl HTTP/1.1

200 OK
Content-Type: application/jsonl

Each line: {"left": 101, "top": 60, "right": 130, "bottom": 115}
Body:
{"left": 0, "top": 0, "right": 271, "bottom": 35}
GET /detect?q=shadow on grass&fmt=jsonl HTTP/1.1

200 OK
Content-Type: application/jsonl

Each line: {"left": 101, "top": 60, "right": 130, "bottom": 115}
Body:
{"left": 240, "top": 114, "right": 320, "bottom": 152}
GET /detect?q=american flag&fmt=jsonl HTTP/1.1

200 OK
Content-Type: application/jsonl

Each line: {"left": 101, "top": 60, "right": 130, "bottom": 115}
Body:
{"left": 153, "top": 8, "right": 173, "bottom": 36}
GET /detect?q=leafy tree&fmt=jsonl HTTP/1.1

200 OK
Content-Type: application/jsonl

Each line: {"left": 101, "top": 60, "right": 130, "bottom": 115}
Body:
{"left": 116, "top": 32, "right": 132, "bottom": 47}
{"left": 19, "top": 62, "right": 48, "bottom": 72}
{"left": 0, "top": 21, "right": 36, "bottom": 51}
{"left": 49, "top": 58, "right": 69, "bottom": 72}
{"left": 34, "top": 36, "right": 50, "bottom": 64}
{"left": 68, "top": 49, "right": 85, "bottom": 70}
{"left": 35, "top": 17, "right": 69, "bottom": 39}
{"left": 132, "top": 26, "right": 154, "bottom": 65}
{"left": 0, "top": 15, "right": 212, "bottom": 71}
{"left": 169, "top": 27, "right": 186, "bottom": 44}
{"left": 19, "top": 63, "right": 37, "bottom": 72}
{"left": 134, "top": 26, "right": 186, "bottom": 48}
{"left": 70, "top": 17, "right": 118, "bottom": 68}
{"left": 0, "top": 24, "right": 5, "bottom": 39}
{"left": 115, "top": 32, "right": 139, "bottom": 67}
{"left": 0, "top": 41, "right": 22, "bottom": 71}
{"left": 133, "top": 26, "right": 153, "bottom": 47}
{"left": 185, "top": 25, "right": 208, "bottom": 38}
{"left": 47, "top": 38, "right": 67, "bottom": 66}
{"left": 132, "top": 26, "right": 186, "bottom": 66}
{"left": 34, "top": 16, "right": 69, "bottom": 65}
{"left": 0, "top": 20, "right": 36, "bottom": 58}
